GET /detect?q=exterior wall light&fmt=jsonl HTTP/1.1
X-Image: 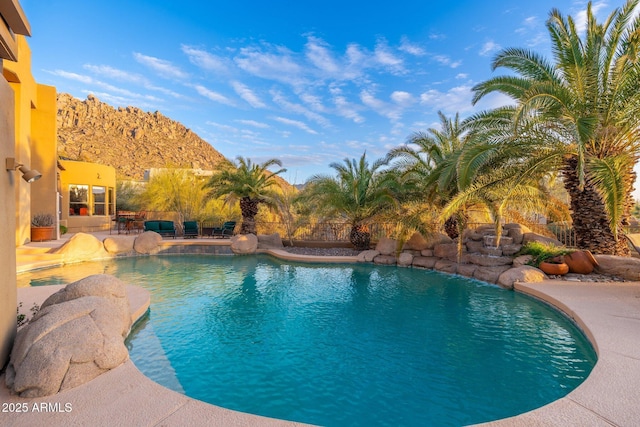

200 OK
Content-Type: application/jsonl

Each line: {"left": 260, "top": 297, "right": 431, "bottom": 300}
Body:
{"left": 5, "top": 157, "right": 42, "bottom": 183}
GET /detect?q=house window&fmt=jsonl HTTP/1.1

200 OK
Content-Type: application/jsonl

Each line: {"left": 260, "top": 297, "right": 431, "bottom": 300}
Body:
{"left": 108, "top": 187, "right": 115, "bottom": 216}
{"left": 69, "top": 184, "right": 89, "bottom": 216}
{"left": 93, "top": 186, "right": 106, "bottom": 216}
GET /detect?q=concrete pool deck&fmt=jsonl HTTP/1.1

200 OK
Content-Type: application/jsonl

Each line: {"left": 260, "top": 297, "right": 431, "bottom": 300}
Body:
{"left": 3, "top": 233, "right": 640, "bottom": 426}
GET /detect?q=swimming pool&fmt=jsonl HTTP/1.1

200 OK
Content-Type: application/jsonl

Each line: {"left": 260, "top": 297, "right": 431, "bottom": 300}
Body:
{"left": 19, "top": 255, "right": 596, "bottom": 426}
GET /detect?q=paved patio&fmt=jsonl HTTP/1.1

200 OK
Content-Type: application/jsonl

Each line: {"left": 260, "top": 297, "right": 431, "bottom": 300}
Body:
{"left": 2, "top": 233, "right": 639, "bottom": 426}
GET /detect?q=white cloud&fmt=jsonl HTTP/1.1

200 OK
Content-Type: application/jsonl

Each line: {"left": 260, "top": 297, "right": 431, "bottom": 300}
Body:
{"left": 235, "top": 45, "right": 304, "bottom": 86}
{"left": 419, "top": 85, "right": 475, "bottom": 114}
{"left": 49, "top": 70, "right": 93, "bottom": 84}
{"left": 192, "top": 84, "right": 234, "bottom": 105}
{"left": 479, "top": 40, "right": 501, "bottom": 57}
{"left": 374, "top": 39, "right": 404, "bottom": 74}
{"left": 333, "top": 96, "right": 365, "bottom": 123}
{"left": 235, "top": 119, "right": 270, "bottom": 129}
{"left": 574, "top": 1, "right": 608, "bottom": 33}
{"left": 399, "top": 37, "right": 426, "bottom": 56}
{"left": 305, "top": 36, "right": 341, "bottom": 74}
{"left": 390, "top": 91, "right": 413, "bottom": 107}
{"left": 360, "top": 90, "right": 404, "bottom": 121}
{"left": 182, "top": 45, "right": 230, "bottom": 73}
{"left": 133, "top": 52, "right": 189, "bottom": 79}
{"left": 273, "top": 116, "right": 318, "bottom": 134}
{"left": 83, "top": 64, "right": 183, "bottom": 98}
{"left": 271, "top": 90, "right": 330, "bottom": 126}
{"left": 231, "top": 81, "right": 265, "bottom": 108}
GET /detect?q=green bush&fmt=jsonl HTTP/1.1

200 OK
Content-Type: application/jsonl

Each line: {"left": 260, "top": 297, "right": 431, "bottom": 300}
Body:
{"left": 60, "top": 224, "right": 68, "bottom": 235}
{"left": 518, "top": 241, "right": 572, "bottom": 267}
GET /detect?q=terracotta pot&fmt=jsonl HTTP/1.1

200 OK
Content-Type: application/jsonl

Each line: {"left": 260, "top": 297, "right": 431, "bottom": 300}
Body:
{"left": 564, "top": 250, "right": 597, "bottom": 274}
{"left": 31, "top": 226, "right": 55, "bottom": 242}
{"left": 539, "top": 261, "right": 569, "bottom": 276}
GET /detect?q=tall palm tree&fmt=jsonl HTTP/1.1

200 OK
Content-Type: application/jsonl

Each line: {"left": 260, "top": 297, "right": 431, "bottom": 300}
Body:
{"left": 472, "top": 0, "right": 640, "bottom": 255}
{"left": 387, "top": 111, "right": 469, "bottom": 238}
{"left": 299, "top": 152, "right": 397, "bottom": 250}
{"left": 205, "top": 157, "right": 286, "bottom": 235}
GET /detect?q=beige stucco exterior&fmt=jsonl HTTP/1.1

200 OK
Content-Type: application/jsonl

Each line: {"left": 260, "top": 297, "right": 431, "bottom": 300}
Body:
{"left": 59, "top": 159, "right": 116, "bottom": 232}
{"left": 0, "top": 0, "right": 32, "bottom": 369}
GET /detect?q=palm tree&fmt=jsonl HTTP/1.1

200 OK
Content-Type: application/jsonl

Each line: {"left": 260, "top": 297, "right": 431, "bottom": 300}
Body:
{"left": 205, "top": 157, "right": 286, "bottom": 235}
{"left": 472, "top": 0, "right": 640, "bottom": 255}
{"left": 299, "top": 152, "right": 397, "bottom": 250}
{"left": 387, "top": 111, "right": 469, "bottom": 239}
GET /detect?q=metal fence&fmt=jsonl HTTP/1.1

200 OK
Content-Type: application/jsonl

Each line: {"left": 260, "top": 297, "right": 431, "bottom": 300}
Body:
{"left": 256, "top": 221, "right": 580, "bottom": 247}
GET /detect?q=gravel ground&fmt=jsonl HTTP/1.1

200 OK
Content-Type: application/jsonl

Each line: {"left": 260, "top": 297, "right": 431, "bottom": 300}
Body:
{"left": 283, "top": 247, "right": 360, "bottom": 256}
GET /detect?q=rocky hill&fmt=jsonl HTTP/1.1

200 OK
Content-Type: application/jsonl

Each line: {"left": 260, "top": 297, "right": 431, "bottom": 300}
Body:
{"left": 56, "top": 93, "right": 227, "bottom": 180}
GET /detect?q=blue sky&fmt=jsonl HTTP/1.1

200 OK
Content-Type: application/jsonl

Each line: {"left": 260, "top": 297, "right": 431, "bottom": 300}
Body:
{"left": 20, "top": 0, "right": 625, "bottom": 186}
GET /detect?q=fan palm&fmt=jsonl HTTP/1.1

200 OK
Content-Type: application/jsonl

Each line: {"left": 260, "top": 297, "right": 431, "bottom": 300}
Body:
{"left": 205, "top": 157, "right": 286, "bottom": 235}
{"left": 299, "top": 152, "right": 397, "bottom": 250}
{"left": 472, "top": 0, "right": 640, "bottom": 255}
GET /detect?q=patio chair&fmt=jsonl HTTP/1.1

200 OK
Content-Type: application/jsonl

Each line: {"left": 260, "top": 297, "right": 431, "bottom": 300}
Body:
{"left": 183, "top": 221, "right": 199, "bottom": 238}
{"left": 212, "top": 221, "right": 236, "bottom": 238}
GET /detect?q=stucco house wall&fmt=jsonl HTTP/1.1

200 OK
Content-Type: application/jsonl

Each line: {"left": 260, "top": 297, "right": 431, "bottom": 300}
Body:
{"left": 59, "top": 159, "right": 116, "bottom": 232}
{"left": 1, "top": 0, "right": 31, "bottom": 370}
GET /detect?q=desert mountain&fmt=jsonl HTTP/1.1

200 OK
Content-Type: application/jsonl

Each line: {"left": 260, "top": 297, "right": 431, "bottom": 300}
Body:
{"left": 56, "top": 93, "right": 227, "bottom": 180}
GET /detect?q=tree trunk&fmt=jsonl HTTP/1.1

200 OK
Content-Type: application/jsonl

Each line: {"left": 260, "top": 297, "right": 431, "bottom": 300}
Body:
{"left": 444, "top": 216, "right": 459, "bottom": 239}
{"left": 562, "top": 156, "right": 630, "bottom": 256}
{"left": 349, "top": 224, "right": 371, "bottom": 251}
{"left": 239, "top": 197, "right": 259, "bottom": 235}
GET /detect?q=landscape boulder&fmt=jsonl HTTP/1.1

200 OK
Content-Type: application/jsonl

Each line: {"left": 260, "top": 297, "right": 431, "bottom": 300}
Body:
{"left": 230, "top": 234, "right": 259, "bottom": 254}
{"left": 257, "top": 233, "right": 284, "bottom": 249}
{"left": 402, "top": 232, "right": 429, "bottom": 251}
{"left": 5, "top": 275, "right": 131, "bottom": 398}
{"left": 425, "top": 233, "right": 453, "bottom": 248}
{"left": 473, "top": 265, "right": 512, "bottom": 284}
{"left": 133, "top": 231, "right": 163, "bottom": 254}
{"left": 397, "top": 252, "right": 414, "bottom": 267}
{"left": 103, "top": 235, "right": 136, "bottom": 254}
{"left": 373, "top": 254, "right": 397, "bottom": 265}
{"left": 594, "top": 255, "right": 640, "bottom": 281}
{"left": 50, "top": 232, "right": 109, "bottom": 263}
{"left": 357, "top": 250, "right": 380, "bottom": 262}
{"left": 375, "top": 237, "right": 397, "bottom": 255}
{"left": 412, "top": 256, "right": 438, "bottom": 269}
{"left": 497, "top": 266, "right": 547, "bottom": 290}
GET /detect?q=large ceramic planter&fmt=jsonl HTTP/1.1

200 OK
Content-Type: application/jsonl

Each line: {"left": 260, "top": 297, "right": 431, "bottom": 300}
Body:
{"left": 31, "top": 226, "right": 55, "bottom": 242}
{"left": 564, "top": 250, "right": 598, "bottom": 274}
{"left": 539, "top": 261, "right": 569, "bottom": 276}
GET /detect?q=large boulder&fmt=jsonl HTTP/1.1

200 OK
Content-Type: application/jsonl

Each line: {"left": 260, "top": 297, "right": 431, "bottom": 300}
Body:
{"left": 425, "top": 233, "right": 453, "bottom": 249}
{"left": 50, "top": 233, "right": 109, "bottom": 263}
{"left": 434, "top": 259, "right": 457, "bottom": 274}
{"left": 357, "top": 250, "right": 379, "bottom": 262}
{"left": 497, "top": 266, "right": 547, "bottom": 290}
{"left": 133, "top": 231, "right": 163, "bottom": 254}
{"left": 412, "top": 256, "right": 438, "bottom": 269}
{"left": 504, "top": 223, "right": 531, "bottom": 245}
{"left": 257, "top": 233, "right": 284, "bottom": 249}
{"left": 103, "top": 236, "right": 136, "bottom": 254}
{"left": 473, "top": 265, "right": 512, "bottom": 284}
{"left": 434, "top": 243, "right": 460, "bottom": 262}
{"left": 375, "top": 237, "right": 397, "bottom": 255}
{"left": 512, "top": 255, "right": 534, "bottom": 268}
{"left": 5, "top": 275, "right": 131, "bottom": 398}
{"left": 373, "top": 254, "right": 397, "bottom": 265}
{"left": 457, "top": 263, "right": 478, "bottom": 278}
{"left": 397, "top": 252, "right": 414, "bottom": 267}
{"left": 230, "top": 234, "right": 259, "bottom": 254}
{"left": 594, "top": 255, "right": 640, "bottom": 281}
{"left": 402, "top": 232, "right": 429, "bottom": 251}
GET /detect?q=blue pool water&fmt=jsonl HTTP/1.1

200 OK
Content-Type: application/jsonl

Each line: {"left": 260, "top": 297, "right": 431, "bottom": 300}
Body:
{"left": 19, "top": 255, "right": 596, "bottom": 426}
